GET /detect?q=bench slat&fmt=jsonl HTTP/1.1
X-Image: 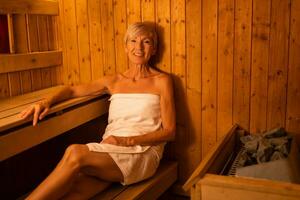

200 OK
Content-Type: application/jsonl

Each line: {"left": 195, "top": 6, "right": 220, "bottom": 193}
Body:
{"left": 93, "top": 161, "right": 178, "bottom": 200}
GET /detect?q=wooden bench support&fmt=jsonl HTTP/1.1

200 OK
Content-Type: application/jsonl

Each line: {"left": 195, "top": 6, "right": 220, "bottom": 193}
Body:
{"left": 92, "top": 161, "right": 178, "bottom": 200}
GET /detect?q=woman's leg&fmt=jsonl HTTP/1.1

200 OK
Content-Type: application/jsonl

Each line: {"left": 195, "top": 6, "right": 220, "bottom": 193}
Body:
{"left": 26, "top": 144, "right": 123, "bottom": 200}
{"left": 61, "top": 173, "right": 110, "bottom": 200}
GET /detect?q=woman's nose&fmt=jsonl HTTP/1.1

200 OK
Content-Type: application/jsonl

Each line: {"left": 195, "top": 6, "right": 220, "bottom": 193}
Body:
{"left": 135, "top": 41, "right": 143, "bottom": 49}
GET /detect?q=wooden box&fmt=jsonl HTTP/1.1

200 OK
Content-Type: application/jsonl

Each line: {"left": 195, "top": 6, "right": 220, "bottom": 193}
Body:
{"left": 183, "top": 125, "right": 300, "bottom": 200}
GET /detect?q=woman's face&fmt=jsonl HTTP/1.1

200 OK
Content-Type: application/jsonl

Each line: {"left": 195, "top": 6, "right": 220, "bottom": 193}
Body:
{"left": 125, "top": 33, "right": 156, "bottom": 65}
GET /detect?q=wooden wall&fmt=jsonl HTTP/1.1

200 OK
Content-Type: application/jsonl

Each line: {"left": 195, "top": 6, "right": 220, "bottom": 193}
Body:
{"left": 2, "top": 0, "right": 299, "bottom": 185}
{"left": 0, "top": 12, "right": 62, "bottom": 98}
{"left": 57, "top": 0, "right": 300, "bottom": 183}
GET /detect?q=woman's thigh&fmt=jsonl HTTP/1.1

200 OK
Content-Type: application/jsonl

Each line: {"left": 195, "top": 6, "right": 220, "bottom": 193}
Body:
{"left": 70, "top": 144, "right": 124, "bottom": 182}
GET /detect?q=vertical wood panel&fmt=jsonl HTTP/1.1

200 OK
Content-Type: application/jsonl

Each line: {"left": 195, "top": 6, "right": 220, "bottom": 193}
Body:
{"left": 171, "top": 0, "right": 187, "bottom": 183}
{"left": 113, "top": 0, "right": 128, "bottom": 74}
{"left": 100, "top": 0, "right": 116, "bottom": 76}
{"left": 171, "top": 0, "right": 186, "bottom": 125}
{"left": 127, "top": 0, "right": 141, "bottom": 24}
{"left": 217, "top": 0, "right": 234, "bottom": 139}
{"left": 267, "top": 0, "right": 290, "bottom": 129}
{"left": 63, "top": 0, "right": 80, "bottom": 85}
{"left": 250, "top": 0, "right": 271, "bottom": 133}
{"left": 58, "top": 0, "right": 67, "bottom": 84}
{"left": 9, "top": 14, "right": 26, "bottom": 96}
{"left": 76, "top": 0, "right": 91, "bottom": 83}
{"left": 88, "top": 0, "right": 104, "bottom": 80}
{"left": 286, "top": 0, "right": 300, "bottom": 133}
{"left": 186, "top": 0, "right": 201, "bottom": 92}
{"left": 233, "top": 0, "right": 252, "bottom": 130}
{"left": 201, "top": 0, "right": 218, "bottom": 156}
{"left": 47, "top": 16, "right": 61, "bottom": 86}
{"left": 28, "top": 15, "right": 42, "bottom": 91}
{"left": 186, "top": 89, "right": 202, "bottom": 177}
{"left": 141, "top": 0, "right": 155, "bottom": 22}
{"left": 37, "top": 15, "right": 52, "bottom": 88}
{"left": 0, "top": 75, "right": 10, "bottom": 98}
{"left": 155, "top": 0, "right": 171, "bottom": 72}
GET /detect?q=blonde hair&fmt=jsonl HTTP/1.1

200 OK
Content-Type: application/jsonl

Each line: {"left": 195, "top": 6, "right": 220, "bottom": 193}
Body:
{"left": 124, "top": 22, "right": 158, "bottom": 50}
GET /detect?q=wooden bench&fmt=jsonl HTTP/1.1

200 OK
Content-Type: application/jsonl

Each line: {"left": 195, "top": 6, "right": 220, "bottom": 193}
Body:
{"left": 0, "top": 86, "right": 178, "bottom": 199}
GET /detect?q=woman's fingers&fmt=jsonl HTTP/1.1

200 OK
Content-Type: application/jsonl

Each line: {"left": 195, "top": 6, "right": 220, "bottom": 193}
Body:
{"left": 39, "top": 108, "right": 49, "bottom": 120}
{"left": 33, "top": 105, "right": 41, "bottom": 126}
{"left": 20, "top": 106, "right": 34, "bottom": 119}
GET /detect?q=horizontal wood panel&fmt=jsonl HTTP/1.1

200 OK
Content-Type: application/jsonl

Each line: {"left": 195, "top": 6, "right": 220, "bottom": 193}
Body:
{"left": 0, "top": 97, "right": 109, "bottom": 161}
{"left": 0, "top": 0, "right": 59, "bottom": 15}
{"left": 0, "top": 86, "right": 109, "bottom": 132}
{"left": 0, "top": 51, "right": 62, "bottom": 73}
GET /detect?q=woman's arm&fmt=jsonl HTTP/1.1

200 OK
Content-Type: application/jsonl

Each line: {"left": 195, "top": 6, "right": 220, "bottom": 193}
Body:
{"left": 102, "top": 74, "right": 176, "bottom": 146}
{"left": 20, "top": 76, "right": 114, "bottom": 126}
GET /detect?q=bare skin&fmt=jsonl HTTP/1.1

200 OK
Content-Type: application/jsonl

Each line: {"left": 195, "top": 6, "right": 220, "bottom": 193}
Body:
{"left": 21, "top": 32, "right": 176, "bottom": 200}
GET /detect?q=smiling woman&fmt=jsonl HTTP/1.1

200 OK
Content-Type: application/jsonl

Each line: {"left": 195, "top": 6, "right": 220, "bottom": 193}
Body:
{"left": 21, "top": 22, "right": 176, "bottom": 200}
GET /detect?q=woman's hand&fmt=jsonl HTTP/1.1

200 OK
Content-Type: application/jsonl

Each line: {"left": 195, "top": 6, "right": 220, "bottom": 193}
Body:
{"left": 101, "top": 135, "right": 135, "bottom": 146}
{"left": 19, "top": 99, "right": 51, "bottom": 126}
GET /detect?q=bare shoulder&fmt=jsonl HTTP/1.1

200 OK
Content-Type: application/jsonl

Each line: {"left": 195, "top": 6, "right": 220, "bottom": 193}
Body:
{"left": 154, "top": 73, "right": 173, "bottom": 94}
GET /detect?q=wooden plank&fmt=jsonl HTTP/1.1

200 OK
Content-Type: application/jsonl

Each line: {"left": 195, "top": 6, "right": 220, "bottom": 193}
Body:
{"left": 100, "top": 0, "right": 116, "bottom": 76}
{"left": 0, "top": 96, "right": 109, "bottom": 132}
{"left": 217, "top": 0, "right": 234, "bottom": 139}
{"left": 113, "top": 0, "right": 128, "bottom": 74}
{"left": 233, "top": 0, "right": 252, "bottom": 130}
{"left": 0, "top": 85, "right": 64, "bottom": 112}
{"left": 155, "top": 0, "right": 171, "bottom": 72}
{"left": 182, "top": 124, "right": 238, "bottom": 191}
{"left": 62, "top": 0, "right": 80, "bottom": 85}
{"left": 9, "top": 14, "right": 27, "bottom": 96}
{"left": 88, "top": 0, "right": 104, "bottom": 80}
{"left": 201, "top": 0, "right": 217, "bottom": 157}
{"left": 57, "top": 0, "right": 66, "bottom": 84}
{"left": 200, "top": 174, "right": 300, "bottom": 199}
{"left": 76, "top": 0, "right": 91, "bottom": 83}
{"left": 0, "top": 98, "right": 109, "bottom": 161}
{"left": 250, "top": 0, "right": 271, "bottom": 133}
{"left": 0, "top": 0, "right": 59, "bottom": 15}
{"left": 186, "top": 89, "right": 202, "bottom": 176}
{"left": 0, "top": 74, "right": 10, "bottom": 98}
{"left": 20, "top": 70, "right": 32, "bottom": 93}
{"left": 0, "top": 51, "right": 63, "bottom": 73}
{"left": 92, "top": 184, "right": 128, "bottom": 200}
{"left": 114, "top": 162, "right": 177, "bottom": 200}
{"left": 7, "top": 14, "right": 15, "bottom": 53}
{"left": 47, "top": 16, "right": 60, "bottom": 86}
{"left": 27, "top": 14, "right": 42, "bottom": 91}
{"left": 171, "top": 0, "right": 186, "bottom": 125}
{"left": 37, "top": 15, "right": 52, "bottom": 89}
{"left": 267, "top": 0, "right": 290, "bottom": 129}
{"left": 186, "top": 0, "right": 201, "bottom": 92}
{"left": 19, "top": 14, "right": 33, "bottom": 94}
{"left": 286, "top": 0, "right": 300, "bottom": 134}
{"left": 127, "top": 0, "right": 141, "bottom": 24}
{"left": 141, "top": 0, "right": 155, "bottom": 22}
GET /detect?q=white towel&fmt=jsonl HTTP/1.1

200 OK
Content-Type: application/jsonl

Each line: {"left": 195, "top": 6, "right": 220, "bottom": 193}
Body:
{"left": 86, "top": 93, "right": 165, "bottom": 154}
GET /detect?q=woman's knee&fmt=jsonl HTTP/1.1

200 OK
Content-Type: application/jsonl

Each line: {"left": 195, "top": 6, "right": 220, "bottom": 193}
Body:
{"left": 63, "top": 144, "right": 89, "bottom": 169}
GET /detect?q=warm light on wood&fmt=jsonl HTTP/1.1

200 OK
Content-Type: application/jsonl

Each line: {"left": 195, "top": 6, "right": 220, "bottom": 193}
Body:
{"left": 0, "top": 51, "right": 62, "bottom": 73}
{"left": 0, "top": 0, "right": 58, "bottom": 15}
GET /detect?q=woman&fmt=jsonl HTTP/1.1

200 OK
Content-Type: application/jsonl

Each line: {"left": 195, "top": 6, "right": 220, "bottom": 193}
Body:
{"left": 20, "top": 22, "right": 176, "bottom": 200}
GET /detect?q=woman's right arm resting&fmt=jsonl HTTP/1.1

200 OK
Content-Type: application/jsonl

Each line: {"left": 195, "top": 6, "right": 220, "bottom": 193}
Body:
{"left": 19, "top": 76, "right": 112, "bottom": 126}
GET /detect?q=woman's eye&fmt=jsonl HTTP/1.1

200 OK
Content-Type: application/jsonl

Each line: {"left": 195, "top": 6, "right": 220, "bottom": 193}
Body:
{"left": 144, "top": 40, "right": 152, "bottom": 44}
{"left": 130, "top": 39, "right": 136, "bottom": 43}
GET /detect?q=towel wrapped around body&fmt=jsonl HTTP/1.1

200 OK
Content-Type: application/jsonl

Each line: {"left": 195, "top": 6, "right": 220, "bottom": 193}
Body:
{"left": 86, "top": 93, "right": 166, "bottom": 185}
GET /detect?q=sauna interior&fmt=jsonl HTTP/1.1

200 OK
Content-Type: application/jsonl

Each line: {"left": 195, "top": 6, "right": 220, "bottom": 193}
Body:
{"left": 1, "top": 0, "right": 300, "bottom": 199}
